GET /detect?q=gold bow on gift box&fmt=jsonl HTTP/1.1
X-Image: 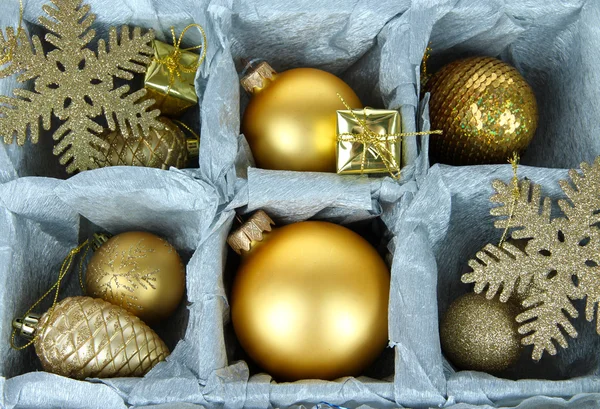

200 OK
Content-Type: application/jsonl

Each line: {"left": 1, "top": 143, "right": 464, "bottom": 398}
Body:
{"left": 144, "top": 24, "right": 207, "bottom": 116}
{"left": 336, "top": 94, "right": 441, "bottom": 179}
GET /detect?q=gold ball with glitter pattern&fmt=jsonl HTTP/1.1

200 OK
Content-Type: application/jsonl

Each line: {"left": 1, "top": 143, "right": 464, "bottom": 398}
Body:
{"left": 440, "top": 293, "right": 522, "bottom": 372}
{"left": 426, "top": 57, "right": 538, "bottom": 165}
{"left": 85, "top": 231, "right": 185, "bottom": 323}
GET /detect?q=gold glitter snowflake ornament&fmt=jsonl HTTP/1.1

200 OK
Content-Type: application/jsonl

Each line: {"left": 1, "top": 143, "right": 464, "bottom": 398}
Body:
{"left": 462, "top": 157, "right": 600, "bottom": 361}
{"left": 0, "top": 0, "right": 162, "bottom": 173}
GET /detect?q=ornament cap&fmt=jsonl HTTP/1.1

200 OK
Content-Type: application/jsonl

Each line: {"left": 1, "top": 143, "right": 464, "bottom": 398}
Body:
{"left": 13, "top": 313, "right": 41, "bottom": 340}
{"left": 240, "top": 61, "right": 277, "bottom": 94}
{"left": 91, "top": 233, "right": 111, "bottom": 251}
{"left": 227, "top": 210, "right": 275, "bottom": 255}
{"left": 186, "top": 135, "right": 200, "bottom": 158}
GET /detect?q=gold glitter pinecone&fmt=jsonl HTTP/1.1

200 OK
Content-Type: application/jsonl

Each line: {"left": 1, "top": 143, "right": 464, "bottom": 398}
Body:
{"left": 96, "top": 117, "right": 196, "bottom": 170}
{"left": 426, "top": 56, "right": 538, "bottom": 165}
{"left": 34, "top": 296, "right": 169, "bottom": 379}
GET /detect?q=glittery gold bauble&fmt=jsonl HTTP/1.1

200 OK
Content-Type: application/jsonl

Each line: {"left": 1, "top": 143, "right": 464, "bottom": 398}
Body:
{"left": 85, "top": 232, "right": 185, "bottom": 323}
{"left": 426, "top": 57, "right": 538, "bottom": 165}
{"left": 241, "top": 61, "right": 362, "bottom": 172}
{"left": 31, "top": 296, "right": 169, "bottom": 379}
{"left": 228, "top": 211, "right": 389, "bottom": 381}
{"left": 441, "top": 293, "right": 522, "bottom": 372}
{"left": 96, "top": 117, "right": 197, "bottom": 170}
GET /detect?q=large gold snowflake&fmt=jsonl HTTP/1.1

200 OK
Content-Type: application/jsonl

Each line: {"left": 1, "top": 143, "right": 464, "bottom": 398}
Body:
{"left": 462, "top": 157, "right": 600, "bottom": 360}
{"left": 0, "top": 0, "right": 162, "bottom": 173}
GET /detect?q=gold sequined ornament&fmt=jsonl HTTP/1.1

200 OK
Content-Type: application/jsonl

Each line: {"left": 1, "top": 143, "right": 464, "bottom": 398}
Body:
{"left": 0, "top": 0, "right": 162, "bottom": 173}
{"left": 227, "top": 211, "right": 389, "bottom": 381}
{"left": 85, "top": 232, "right": 186, "bottom": 323}
{"left": 441, "top": 293, "right": 522, "bottom": 372}
{"left": 13, "top": 296, "right": 169, "bottom": 379}
{"left": 425, "top": 57, "right": 538, "bottom": 165}
{"left": 462, "top": 157, "right": 600, "bottom": 360}
{"left": 95, "top": 117, "right": 199, "bottom": 169}
{"left": 241, "top": 61, "right": 362, "bottom": 172}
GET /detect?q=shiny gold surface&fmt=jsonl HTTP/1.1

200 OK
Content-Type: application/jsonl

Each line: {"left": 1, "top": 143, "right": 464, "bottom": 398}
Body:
{"left": 86, "top": 231, "right": 185, "bottom": 323}
{"left": 97, "top": 117, "right": 189, "bottom": 169}
{"left": 426, "top": 57, "right": 538, "bottom": 165}
{"left": 227, "top": 210, "right": 275, "bottom": 254}
{"left": 336, "top": 108, "right": 401, "bottom": 175}
{"left": 241, "top": 67, "right": 362, "bottom": 172}
{"left": 145, "top": 40, "right": 199, "bottom": 116}
{"left": 441, "top": 293, "right": 521, "bottom": 372}
{"left": 231, "top": 221, "right": 389, "bottom": 381}
{"left": 35, "top": 296, "right": 169, "bottom": 379}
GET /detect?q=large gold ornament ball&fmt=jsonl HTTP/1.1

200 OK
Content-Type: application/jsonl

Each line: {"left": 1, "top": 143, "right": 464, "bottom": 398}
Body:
{"left": 86, "top": 231, "right": 185, "bottom": 323}
{"left": 231, "top": 221, "right": 389, "bottom": 381}
{"left": 241, "top": 68, "right": 362, "bottom": 172}
{"left": 426, "top": 57, "right": 538, "bottom": 165}
{"left": 440, "top": 293, "right": 522, "bottom": 372}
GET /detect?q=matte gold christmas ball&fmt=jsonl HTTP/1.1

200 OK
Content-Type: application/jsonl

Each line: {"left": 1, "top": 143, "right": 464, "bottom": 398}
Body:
{"left": 85, "top": 231, "right": 185, "bottom": 323}
{"left": 229, "top": 212, "right": 389, "bottom": 381}
{"left": 426, "top": 56, "right": 538, "bottom": 165}
{"left": 440, "top": 293, "right": 522, "bottom": 372}
{"left": 241, "top": 61, "right": 362, "bottom": 172}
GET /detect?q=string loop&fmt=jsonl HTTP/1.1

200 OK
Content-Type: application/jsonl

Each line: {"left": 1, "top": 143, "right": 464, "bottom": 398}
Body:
{"left": 11, "top": 240, "right": 90, "bottom": 350}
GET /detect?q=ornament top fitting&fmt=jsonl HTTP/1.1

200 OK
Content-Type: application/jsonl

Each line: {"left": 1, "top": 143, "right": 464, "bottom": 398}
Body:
{"left": 227, "top": 210, "right": 275, "bottom": 255}
{"left": 240, "top": 61, "right": 277, "bottom": 94}
{"left": 12, "top": 314, "right": 41, "bottom": 340}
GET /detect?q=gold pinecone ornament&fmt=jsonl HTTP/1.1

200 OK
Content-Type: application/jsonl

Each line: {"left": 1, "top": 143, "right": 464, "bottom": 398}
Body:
{"left": 14, "top": 296, "right": 169, "bottom": 379}
{"left": 95, "top": 117, "right": 198, "bottom": 170}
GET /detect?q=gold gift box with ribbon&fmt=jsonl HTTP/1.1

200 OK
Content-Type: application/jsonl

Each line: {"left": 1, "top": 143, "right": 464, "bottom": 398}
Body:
{"left": 336, "top": 107, "right": 402, "bottom": 177}
{"left": 144, "top": 24, "right": 207, "bottom": 116}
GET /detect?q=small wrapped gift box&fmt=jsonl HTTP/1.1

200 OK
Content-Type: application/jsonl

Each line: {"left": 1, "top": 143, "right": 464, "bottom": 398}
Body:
{"left": 144, "top": 26, "right": 206, "bottom": 117}
{"left": 336, "top": 108, "right": 402, "bottom": 178}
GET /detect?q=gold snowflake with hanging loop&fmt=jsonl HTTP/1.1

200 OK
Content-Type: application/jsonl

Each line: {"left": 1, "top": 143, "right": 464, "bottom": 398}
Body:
{"left": 462, "top": 157, "right": 600, "bottom": 360}
{"left": 0, "top": 0, "right": 162, "bottom": 173}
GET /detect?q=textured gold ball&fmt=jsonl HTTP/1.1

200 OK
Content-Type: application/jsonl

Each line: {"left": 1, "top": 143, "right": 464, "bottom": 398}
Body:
{"left": 426, "top": 57, "right": 538, "bottom": 165}
{"left": 231, "top": 221, "right": 389, "bottom": 381}
{"left": 85, "top": 231, "right": 185, "bottom": 323}
{"left": 97, "top": 117, "right": 189, "bottom": 170}
{"left": 441, "top": 293, "right": 522, "bottom": 372}
{"left": 241, "top": 68, "right": 362, "bottom": 172}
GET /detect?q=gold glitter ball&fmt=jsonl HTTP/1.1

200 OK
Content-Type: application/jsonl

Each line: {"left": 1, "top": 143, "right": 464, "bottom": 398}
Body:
{"left": 0, "top": 0, "right": 162, "bottom": 173}
{"left": 426, "top": 57, "right": 538, "bottom": 165}
{"left": 441, "top": 293, "right": 522, "bottom": 372}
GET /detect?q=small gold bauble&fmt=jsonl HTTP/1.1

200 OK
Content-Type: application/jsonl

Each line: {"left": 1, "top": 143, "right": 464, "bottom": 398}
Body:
{"left": 96, "top": 116, "right": 195, "bottom": 170}
{"left": 230, "top": 215, "right": 389, "bottom": 381}
{"left": 85, "top": 231, "right": 185, "bottom": 323}
{"left": 426, "top": 57, "right": 538, "bottom": 165}
{"left": 241, "top": 62, "right": 362, "bottom": 172}
{"left": 440, "top": 293, "right": 522, "bottom": 372}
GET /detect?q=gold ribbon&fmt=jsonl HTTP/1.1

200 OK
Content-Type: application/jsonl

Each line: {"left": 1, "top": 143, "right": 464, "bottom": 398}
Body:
{"left": 499, "top": 152, "right": 520, "bottom": 247}
{"left": 337, "top": 93, "right": 443, "bottom": 179}
{"left": 11, "top": 240, "right": 90, "bottom": 350}
{"left": 0, "top": 0, "right": 24, "bottom": 66}
{"left": 152, "top": 23, "right": 207, "bottom": 98}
